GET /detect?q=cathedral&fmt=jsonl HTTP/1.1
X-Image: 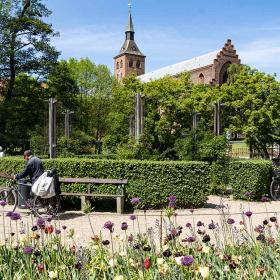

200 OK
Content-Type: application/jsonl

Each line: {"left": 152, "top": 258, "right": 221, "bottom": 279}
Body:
{"left": 114, "top": 9, "right": 241, "bottom": 85}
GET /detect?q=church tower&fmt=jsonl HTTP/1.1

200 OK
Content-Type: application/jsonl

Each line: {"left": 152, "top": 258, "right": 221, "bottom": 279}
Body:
{"left": 114, "top": 6, "right": 145, "bottom": 80}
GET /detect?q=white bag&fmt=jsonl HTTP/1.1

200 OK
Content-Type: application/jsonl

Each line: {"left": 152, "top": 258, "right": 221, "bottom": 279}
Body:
{"left": 32, "top": 172, "right": 56, "bottom": 198}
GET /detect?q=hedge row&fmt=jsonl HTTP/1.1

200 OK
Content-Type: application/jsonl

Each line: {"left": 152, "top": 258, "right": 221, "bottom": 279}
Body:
{"left": 0, "top": 158, "right": 272, "bottom": 209}
{"left": 0, "top": 158, "right": 211, "bottom": 209}
{"left": 227, "top": 160, "right": 272, "bottom": 200}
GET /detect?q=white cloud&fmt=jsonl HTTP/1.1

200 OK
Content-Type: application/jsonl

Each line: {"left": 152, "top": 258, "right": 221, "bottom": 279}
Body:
{"left": 239, "top": 38, "right": 280, "bottom": 76}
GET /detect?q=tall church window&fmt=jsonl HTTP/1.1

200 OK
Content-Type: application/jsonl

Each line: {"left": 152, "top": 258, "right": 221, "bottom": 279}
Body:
{"left": 116, "top": 62, "right": 119, "bottom": 69}
{"left": 199, "top": 73, "right": 205, "bottom": 84}
{"left": 120, "top": 60, "right": 123, "bottom": 68}
{"left": 129, "top": 60, "right": 134, "bottom": 68}
{"left": 136, "top": 61, "right": 141, "bottom": 69}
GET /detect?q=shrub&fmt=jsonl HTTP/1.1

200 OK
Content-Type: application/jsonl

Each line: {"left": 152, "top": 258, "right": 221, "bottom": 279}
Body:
{"left": 228, "top": 160, "right": 272, "bottom": 199}
{"left": 0, "top": 158, "right": 210, "bottom": 209}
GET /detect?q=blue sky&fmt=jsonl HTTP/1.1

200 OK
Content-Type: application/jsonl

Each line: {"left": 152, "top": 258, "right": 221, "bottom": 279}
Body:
{"left": 45, "top": 0, "right": 280, "bottom": 77}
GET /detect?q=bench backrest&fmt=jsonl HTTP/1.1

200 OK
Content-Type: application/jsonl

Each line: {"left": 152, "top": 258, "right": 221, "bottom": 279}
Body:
{"left": 59, "top": 178, "right": 128, "bottom": 185}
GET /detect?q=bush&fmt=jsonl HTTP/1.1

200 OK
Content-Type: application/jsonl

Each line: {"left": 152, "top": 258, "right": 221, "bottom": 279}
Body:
{"left": 0, "top": 158, "right": 210, "bottom": 209}
{"left": 228, "top": 160, "right": 272, "bottom": 199}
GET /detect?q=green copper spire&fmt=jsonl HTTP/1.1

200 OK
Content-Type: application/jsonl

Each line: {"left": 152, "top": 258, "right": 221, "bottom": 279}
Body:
{"left": 126, "top": 7, "right": 134, "bottom": 33}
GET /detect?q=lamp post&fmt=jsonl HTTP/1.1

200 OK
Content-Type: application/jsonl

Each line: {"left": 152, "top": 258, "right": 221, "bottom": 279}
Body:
{"left": 49, "top": 98, "right": 57, "bottom": 159}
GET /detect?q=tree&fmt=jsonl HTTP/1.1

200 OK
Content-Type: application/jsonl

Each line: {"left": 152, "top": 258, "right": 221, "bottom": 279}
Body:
{"left": 0, "top": 0, "right": 59, "bottom": 100}
{"left": 221, "top": 65, "right": 280, "bottom": 159}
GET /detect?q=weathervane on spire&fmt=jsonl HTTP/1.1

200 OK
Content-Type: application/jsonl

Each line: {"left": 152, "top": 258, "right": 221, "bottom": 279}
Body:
{"left": 128, "top": 0, "right": 132, "bottom": 11}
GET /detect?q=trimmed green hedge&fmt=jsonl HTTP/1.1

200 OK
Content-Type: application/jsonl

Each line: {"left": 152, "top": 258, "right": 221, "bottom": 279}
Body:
{"left": 0, "top": 158, "right": 210, "bottom": 209}
{"left": 228, "top": 160, "right": 272, "bottom": 200}
{"left": 0, "top": 158, "right": 272, "bottom": 208}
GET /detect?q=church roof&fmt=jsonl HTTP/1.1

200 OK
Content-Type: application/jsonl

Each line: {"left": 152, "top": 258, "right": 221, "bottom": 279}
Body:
{"left": 138, "top": 49, "right": 220, "bottom": 83}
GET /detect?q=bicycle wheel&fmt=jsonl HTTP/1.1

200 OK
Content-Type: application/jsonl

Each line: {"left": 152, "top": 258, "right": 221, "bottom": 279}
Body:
{"left": 270, "top": 180, "right": 280, "bottom": 200}
{"left": 0, "top": 188, "right": 17, "bottom": 212}
{"left": 31, "top": 195, "right": 61, "bottom": 219}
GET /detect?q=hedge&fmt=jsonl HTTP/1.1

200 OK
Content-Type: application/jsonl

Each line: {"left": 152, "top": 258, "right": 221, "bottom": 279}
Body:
{"left": 227, "top": 160, "right": 272, "bottom": 200}
{"left": 0, "top": 158, "right": 211, "bottom": 209}
{"left": 0, "top": 158, "right": 272, "bottom": 208}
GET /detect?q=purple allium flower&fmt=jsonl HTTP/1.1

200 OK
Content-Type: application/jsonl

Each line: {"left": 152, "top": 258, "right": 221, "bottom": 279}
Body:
{"left": 6, "top": 211, "right": 13, "bottom": 217}
{"left": 260, "top": 196, "right": 270, "bottom": 202}
{"left": 10, "top": 212, "right": 21, "bottom": 221}
{"left": 55, "top": 229, "right": 61, "bottom": 235}
{"left": 62, "top": 225, "right": 67, "bottom": 230}
{"left": 130, "top": 215, "right": 136, "bottom": 221}
{"left": 23, "top": 246, "right": 33, "bottom": 254}
{"left": 121, "top": 222, "right": 128, "bottom": 231}
{"left": 103, "top": 221, "right": 114, "bottom": 232}
{"left": 168, "top": 195, "right": 177, "bottom": 202}
{"left": 186, "top": 236, "right": 196, "bottom": 243}
{"left": 0, "top": 200, "right": 7, "bottom": 207}
{"left": 244, "top": 191, "right": 253, "bottom": 198}
{"left": 131, "top": 197, "right": 140, "bottom": 205}
{"left": 36, "top": 218, "right": 45, "bottom": 228}
{"left": 197, "top": 221, "right": 204, "bottom": 227}
{"left": 244, "top": 211, "right": 253, "bottom": 218}
{"left": 227, "top": 218, "right": 235, "bottom": 225}
{"left": 185, "top": 223, "right": 192, "bottom": 228}
{"left": 181, "top": 255, "right": 194, "bottom": 266}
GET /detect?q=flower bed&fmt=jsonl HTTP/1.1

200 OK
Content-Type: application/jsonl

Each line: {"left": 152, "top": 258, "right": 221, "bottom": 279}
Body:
{"left": 0, "top": 196, "right": 280, "bottom": 279}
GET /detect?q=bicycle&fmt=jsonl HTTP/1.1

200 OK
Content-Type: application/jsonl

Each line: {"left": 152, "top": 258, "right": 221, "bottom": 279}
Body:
{"left": 270, "top": 158, "right": 280, "bottom": 200}
{"left": 0, "top": 177, "right": 60, "bottom": 219}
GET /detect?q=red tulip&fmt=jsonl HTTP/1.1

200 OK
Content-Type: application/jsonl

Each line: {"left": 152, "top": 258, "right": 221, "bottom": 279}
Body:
{"left": 144, "top": 257, "right": 150, "bottom": 269}
{"left": 37, "top": 263, "right": 44, "bottom": 272}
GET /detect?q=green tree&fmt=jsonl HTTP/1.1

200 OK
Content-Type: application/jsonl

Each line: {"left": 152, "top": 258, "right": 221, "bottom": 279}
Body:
{"left": 0, "top": 0, "right": 59, "bottom": 100}
{"left": 221, "top": 65, "right": 280, "bottom": 159}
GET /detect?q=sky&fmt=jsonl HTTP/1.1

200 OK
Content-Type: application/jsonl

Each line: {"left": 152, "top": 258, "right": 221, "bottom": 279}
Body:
{"left": 45, "top": 0, "right": 280, "bottom": 78}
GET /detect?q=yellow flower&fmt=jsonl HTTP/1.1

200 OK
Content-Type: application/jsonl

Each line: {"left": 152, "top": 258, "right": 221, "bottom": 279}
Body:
{"left": 129, "top": 258, "right": 136, "bottom": 267}
{"left": 157, "top": 258, "right": 164, "bottom": 265}
{"left": 163, "top": 244, "right": 169, "bottom": 251}
{"left": 202, "top": 245, "right": 210, "bottom": 254}
{"left": 159, "top": 263, "right": 169, "bottom": 275}
{"left": 48, "top": 270, "right": 58, "bottom": 279}
{"left": 114, "top": 276, "right": 124, "bottom": 280}
{"left": 224, "top": 266, "right": 230, "bottom": 272}
{"left": 232, "top": 255, "right": 242, "bottom": 264}
{"left": 198, "top": 266, "right": 210, "bottom": 279}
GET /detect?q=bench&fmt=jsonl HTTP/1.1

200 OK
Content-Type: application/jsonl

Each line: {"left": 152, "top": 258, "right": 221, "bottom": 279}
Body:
{"left": 59, "top": 177, "right": 128, "bottom": 214}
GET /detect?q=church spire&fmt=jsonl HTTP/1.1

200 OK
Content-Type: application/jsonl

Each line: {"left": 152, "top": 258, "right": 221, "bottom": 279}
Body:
{"left": 114, "top": 1, "right": 145, "bottom": 80}
{"left": 126, "top": 4, "right": 134, "bottom": 40}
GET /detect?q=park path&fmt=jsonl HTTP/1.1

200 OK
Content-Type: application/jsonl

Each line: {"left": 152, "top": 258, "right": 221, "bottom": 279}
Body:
{"left": 0, "top": 195, "right": 279, "bottom": 246}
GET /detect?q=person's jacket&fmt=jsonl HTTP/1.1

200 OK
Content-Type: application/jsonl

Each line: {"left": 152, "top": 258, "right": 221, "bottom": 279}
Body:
{"left": 16, "top": 156, "right": 44, "bottom": 184}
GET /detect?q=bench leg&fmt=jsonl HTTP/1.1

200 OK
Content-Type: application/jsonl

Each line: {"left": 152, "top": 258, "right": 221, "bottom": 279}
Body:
{"left": 116, "top": 196, "right": 124, "bottom": 214}
{"left": 81, "top": 196, "right": 90, "bottom": 210}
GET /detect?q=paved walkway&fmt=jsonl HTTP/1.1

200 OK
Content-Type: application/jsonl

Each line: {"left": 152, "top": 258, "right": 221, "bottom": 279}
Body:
{"left": 1, "top": 195, "right": 280, "bottom": 246}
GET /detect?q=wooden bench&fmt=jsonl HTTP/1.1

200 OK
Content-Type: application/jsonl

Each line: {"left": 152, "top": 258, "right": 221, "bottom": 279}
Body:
{"left": 59, "top": 177, "right": 128, "bottom": 214}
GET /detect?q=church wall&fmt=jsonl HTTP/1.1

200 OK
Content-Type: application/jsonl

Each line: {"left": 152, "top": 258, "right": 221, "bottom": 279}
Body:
{"left": 189, "top": 65, "right": 214, "bottom": 85}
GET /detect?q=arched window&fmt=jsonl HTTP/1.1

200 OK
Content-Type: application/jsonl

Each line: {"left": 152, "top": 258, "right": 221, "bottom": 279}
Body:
{"left": 129, "top": 60, "right": 133, "bottom": 68}
{"left": 136, "top": 61, "right": 141, "bottom": 69}
{"left": 116, "top": 62, "right": 119, "bottom": 69}
{"left": 120, "top": 60, "right": 123, "bottom": 68}
{"left": 199, "top": 73, "right": 205, "bottom": 84}
{"left": 219, "top": 61, "right": 232, "bottom": 84}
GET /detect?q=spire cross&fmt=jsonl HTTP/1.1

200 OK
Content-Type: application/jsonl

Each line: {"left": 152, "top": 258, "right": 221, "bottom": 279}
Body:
{"left": 128, "top": 0, "right": 132, "bottom": 10}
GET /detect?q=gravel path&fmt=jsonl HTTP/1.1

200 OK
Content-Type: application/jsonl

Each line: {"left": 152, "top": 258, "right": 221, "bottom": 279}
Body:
{"left": 1, "top": 195, "right": 279, "bottom": 246}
